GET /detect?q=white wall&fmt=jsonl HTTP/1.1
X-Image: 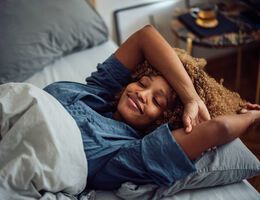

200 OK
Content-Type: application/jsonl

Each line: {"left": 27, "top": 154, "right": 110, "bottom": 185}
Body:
{"left": 94, "top": 0, "right": 216, "bottom": 42}
{"left": 95, "top": 0, "right": 167, "bottom": 42}
{"left": 94, "top": 0, "right": 235, "bottom": 59}
{"left": 113, "top": 0, "right": 185, "bottom": 45}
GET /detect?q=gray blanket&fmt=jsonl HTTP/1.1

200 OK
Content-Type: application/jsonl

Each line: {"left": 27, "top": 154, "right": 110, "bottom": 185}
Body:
{"left": 0, "top": 83, "right": 88, "bottom": 199}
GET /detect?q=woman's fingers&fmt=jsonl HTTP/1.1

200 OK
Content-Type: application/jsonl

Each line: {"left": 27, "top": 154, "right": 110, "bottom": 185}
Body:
{"left": 200, "top": 110, "right": 211, "bottom": 121}
{"left": 183, "top": 99, "right": 210, "bottom": 133}
{"left": 194, "top": 116, "right": 200, "bottom": 126}
{"left": 184, "top": 115, "right": 200, "bottom": 133}
{"left": 200, "top": 104, "right": 211, "bottom": 121}
{"left": 239, "top": 108, "right": 248, "bottom": 114}
{"left": 246, "top": 103, "right": 260, "bottom": 110}
{"left": 238, "top": 103, "right": 260, "bottom": 114}
{"left": 186, "top": 125, "right": 192, "bottom": 133}
{"left": 183, "top": 115, "right": 192, "bottom": 133}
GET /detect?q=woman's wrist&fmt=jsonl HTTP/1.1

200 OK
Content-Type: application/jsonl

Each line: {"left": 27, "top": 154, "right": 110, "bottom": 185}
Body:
{"left": 248, "top": 110, "right": 260, "bottom": 120}
{"left": 180, "top": 92, "right": 201, "bottom": 105}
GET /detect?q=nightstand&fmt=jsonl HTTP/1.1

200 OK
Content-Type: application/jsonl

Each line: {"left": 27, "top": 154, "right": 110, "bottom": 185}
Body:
{"left": 170, "top": 2, "right": 260, "bottom": 103}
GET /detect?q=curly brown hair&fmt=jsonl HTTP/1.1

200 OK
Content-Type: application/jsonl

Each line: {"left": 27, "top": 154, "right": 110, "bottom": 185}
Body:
{"left": 114, "top": 48, "right": 246, "bottom": 133}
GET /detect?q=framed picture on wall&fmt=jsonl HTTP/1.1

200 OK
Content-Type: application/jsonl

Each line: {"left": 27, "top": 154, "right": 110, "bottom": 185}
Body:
{"left": 114, "top": 0, "right": 180, "bottom": 45}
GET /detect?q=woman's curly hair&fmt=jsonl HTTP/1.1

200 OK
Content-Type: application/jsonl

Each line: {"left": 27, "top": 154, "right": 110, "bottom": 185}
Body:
{"left": 114, "top": 48, "right": 246, "bottom": 133}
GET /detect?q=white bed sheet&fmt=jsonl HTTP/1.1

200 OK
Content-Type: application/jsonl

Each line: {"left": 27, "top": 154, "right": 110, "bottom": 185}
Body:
{"left": 94, "top": 180, "right": 259, "bottom": 200}
{"left": 25, "top": 40, "right": 118, "bottom": 88}
{"left": 25, "top": 40, "right": 259, "bottom": 199}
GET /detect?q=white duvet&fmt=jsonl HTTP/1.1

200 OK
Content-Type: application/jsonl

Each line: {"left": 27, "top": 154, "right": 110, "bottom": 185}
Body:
{"left": 0, "top": 83, "right": 88, "bottom": 199}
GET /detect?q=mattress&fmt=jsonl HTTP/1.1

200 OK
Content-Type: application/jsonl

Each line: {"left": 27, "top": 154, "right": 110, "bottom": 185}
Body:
{"left": 25, "top": 40, "right": 259, "bottom": 200}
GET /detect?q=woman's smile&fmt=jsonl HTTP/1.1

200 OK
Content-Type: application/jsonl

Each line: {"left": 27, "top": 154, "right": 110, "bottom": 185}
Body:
{"left": 127, "top": 94, "right": 143, "bottom": 114}
{"left": 114, "top": 75, "right": 173, "bottom": 129}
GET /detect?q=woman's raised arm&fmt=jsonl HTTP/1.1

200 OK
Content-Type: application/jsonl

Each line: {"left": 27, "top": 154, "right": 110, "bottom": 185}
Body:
{"left": 115, "top": 25, "right": 210, "bottom": 132}
{"left": 173, "top": 110, "right": 260, "bottom": 160}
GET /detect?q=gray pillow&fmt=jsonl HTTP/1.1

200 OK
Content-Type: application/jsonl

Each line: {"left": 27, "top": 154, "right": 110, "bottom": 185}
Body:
{"left": 116, "top": 139, "right": 260, "bottom": 200}
{"left": 0, "top": 0, "right": 108, "bottom": 83}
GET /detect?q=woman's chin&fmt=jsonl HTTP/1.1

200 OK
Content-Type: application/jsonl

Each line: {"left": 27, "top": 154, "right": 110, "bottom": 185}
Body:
{"left": 121, "top": 114, "right": 143, "bottom": 128}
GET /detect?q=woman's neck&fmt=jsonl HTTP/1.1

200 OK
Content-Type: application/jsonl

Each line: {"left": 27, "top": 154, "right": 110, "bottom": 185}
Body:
{"left": 112, "top": 110, "right": 123, "bottom": 121}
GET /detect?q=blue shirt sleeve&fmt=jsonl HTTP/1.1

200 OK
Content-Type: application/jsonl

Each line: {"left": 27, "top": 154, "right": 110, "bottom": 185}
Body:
{"left": 85, "top": 54, "right": 132, "bottom": 100}
{"left": 90, "top": 123, "right": 196, "bottom": 189}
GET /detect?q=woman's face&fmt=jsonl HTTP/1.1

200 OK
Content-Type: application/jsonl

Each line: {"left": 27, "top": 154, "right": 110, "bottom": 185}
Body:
{"left": 114, "top": 75, "right": 173, "bottom": 130}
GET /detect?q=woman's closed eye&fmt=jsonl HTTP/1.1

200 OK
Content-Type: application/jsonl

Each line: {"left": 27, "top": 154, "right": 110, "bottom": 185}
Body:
{"left": 153, "top": 97, "right": 161, "bottom": 107}
{"left": 138, "top": 81, "right": 146, "bottom": 88}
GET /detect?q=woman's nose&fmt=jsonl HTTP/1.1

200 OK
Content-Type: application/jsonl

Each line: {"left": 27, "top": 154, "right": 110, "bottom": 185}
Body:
{"left": 136, "top": 90, "right": 149, "bottom": 104}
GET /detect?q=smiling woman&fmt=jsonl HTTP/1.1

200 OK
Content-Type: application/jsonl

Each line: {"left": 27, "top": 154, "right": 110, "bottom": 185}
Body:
{"left": 115, "top": 25, "right": 211, "bottom": 131}
{"left": 113, "top": 75, "right": 173, "bottom": 130}
{"left": 43, "top": 25, "right": 260, "bottom": 190}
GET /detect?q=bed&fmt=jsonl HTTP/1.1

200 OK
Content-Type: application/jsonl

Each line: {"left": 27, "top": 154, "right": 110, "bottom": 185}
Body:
{"left": 24, "top": 40, "right": 260, "bottom": 200}
{"left": 0, "top": 0, "right": 259, "bottom": 199}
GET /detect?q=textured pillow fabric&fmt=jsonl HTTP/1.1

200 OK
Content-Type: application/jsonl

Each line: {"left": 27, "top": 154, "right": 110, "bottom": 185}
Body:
{"left": 0, "top": 0, "right": 108, "bottom": 83}
{"left": 116, "top": 139, "right": 260, "bottom": 200}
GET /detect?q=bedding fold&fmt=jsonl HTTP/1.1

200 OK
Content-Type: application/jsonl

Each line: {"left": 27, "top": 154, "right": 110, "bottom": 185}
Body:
{"left": 0, "top": 83, "right": 87, "bottom": 199}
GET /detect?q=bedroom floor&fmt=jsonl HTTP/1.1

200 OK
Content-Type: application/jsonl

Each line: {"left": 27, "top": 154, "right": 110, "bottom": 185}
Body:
{"left": 205, "top": 43, "right": 260, "bottom": 192}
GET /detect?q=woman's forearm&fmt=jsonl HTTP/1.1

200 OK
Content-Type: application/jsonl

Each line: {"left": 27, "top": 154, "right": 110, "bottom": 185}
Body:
{"left": 115, "top": 25, "right": 199, "bottom": 103}
{"left": 213, "top": 112, "right": 258, "bottom": 142}
{"left": 173, "top": 112, "right": 258, "bottom": 160}
{"left": 139, "top": 26, "right": 199, "bottom": 103}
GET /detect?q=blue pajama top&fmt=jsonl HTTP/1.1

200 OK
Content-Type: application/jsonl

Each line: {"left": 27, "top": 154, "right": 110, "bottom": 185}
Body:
{"left": 44, "top": 55, "right": 196, "bottom": 190}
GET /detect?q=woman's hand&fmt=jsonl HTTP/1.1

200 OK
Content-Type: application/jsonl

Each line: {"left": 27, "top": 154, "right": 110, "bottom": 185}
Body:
{"left": 238, "top": 102, "right": 260, "bottom": 114}
{"left": 183, "top": 99, "right": 211, "bottom": 133}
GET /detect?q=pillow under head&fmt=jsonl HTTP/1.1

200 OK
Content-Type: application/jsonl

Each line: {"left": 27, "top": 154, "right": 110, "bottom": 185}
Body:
{"left": 116, "top": 138, "right": 260, "bottom": 200}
